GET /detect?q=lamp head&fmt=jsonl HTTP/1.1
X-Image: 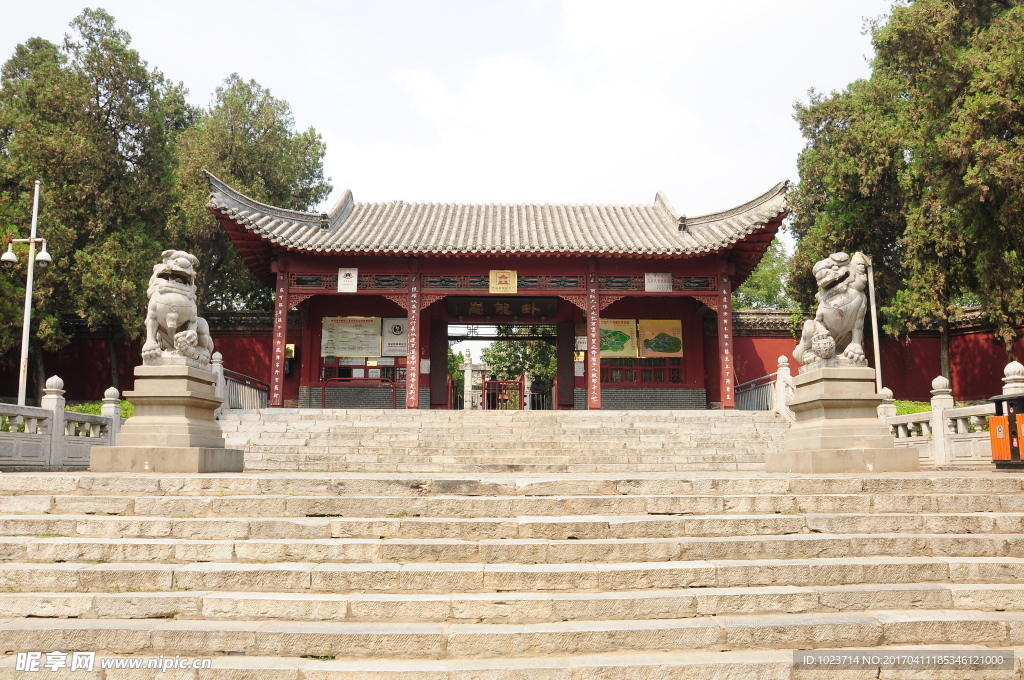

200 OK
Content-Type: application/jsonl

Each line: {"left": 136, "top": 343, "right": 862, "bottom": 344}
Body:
{"left": 1, "top": 243, "right": 16, "bottom": 268}
{"left": 34, "top": 242, "right": 51, "bottom": 268}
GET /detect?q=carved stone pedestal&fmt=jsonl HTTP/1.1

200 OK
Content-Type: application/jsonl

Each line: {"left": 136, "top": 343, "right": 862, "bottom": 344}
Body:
{"left": 90, "top": 365, "right": 243, "bottom": 473}
{"left": 767, "top": 366, "right": 919, "bottom": 473}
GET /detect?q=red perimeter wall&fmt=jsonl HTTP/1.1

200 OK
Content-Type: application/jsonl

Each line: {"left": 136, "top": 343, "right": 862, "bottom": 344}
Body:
{"left": 0, "top": 325, "right": 1015, "bottom": 406}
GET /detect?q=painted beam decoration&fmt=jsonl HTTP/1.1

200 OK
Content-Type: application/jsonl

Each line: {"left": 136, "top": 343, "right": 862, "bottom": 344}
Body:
{"left": 638, "top": 319, "right": 684, "bottom": 358}
{"left": 599, "top": 319, "right": 639, "bottom": 358}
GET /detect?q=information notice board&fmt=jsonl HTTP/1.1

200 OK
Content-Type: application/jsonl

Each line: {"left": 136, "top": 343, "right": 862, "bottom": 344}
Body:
{"left": 321, "top": 317, "right": 381, "bottom": 357}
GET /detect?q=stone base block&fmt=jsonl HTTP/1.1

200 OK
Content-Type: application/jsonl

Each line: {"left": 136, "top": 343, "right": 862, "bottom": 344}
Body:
{"left": 777, "top": 365, "right": 920, "bottom": 473}
{"left": 765, "top": 447, "right": 920, "bottom": 473}
{"left": 89, "top": 446, "right": 244, "bottom": 473}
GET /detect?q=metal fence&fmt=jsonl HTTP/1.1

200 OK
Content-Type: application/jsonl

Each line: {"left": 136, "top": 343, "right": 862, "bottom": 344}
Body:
{"left": 736, "top": 372, "right": 777, "bottom": 411}
{"left": 222, "top": 368, "right": 270, "bottom": 409}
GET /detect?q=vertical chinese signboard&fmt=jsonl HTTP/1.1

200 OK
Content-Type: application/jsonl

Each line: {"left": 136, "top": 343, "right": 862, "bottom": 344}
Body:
{"left": 406, "top": 272, "right": 420, "bottom": 408}
{"left": 587, "top": 278, "right": 601, "bottom": 409}
{"left": 270, "top": 271, "right": 289, "bottom": 407}
{"left": 718, "top": 276, "right": 735, "bottom": 409}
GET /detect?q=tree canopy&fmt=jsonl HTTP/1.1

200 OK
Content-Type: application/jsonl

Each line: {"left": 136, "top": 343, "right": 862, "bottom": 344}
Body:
{"left": 733, "top": 237, "right": 795, "bottom": 310}
{"left": 0, "top": 9, "right": 329, "bottom": 395}
{"left": 0, "top": 8, "right": 190, "bottom": 390}
{"left": 168, "top": 74, "right": 330, "bottom": 311}
{"left": 480, "top": 328, "right": 557, "bottom": 384}
{"left": 789, "top": 0, "right": 1024, "bottom": 376}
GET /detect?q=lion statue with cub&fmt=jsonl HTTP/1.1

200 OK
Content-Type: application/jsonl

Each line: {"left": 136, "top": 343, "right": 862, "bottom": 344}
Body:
{"left": 141, "top": 250, "right": 214, "bottom": 366}
{"left": 793, "top": 251, "right": 870, "bottom": 371}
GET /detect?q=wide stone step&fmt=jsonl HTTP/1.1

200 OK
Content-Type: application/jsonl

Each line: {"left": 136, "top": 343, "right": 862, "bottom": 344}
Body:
{"left": 243, "top": 433, "right": 780, "bottom": 443}
{"left": 4, "top": 557, "right": 1024, "bottom": 593}
{"left": 8, "top": 583, "right": 1024, "bottom": 622}
{"left": 3, "top": 473, "right": 1018, "bottom": 497}
{"left": 6, "top": 512, "right": 1024, "bottom": 540}
{"left": 1, "top": 611, "right": 1023, "bottom": 658}
{"left": 8, "top": 492, "right": 1024, "bottom": 517}
{"left": 7, "top": 532, "right": 1024, "bottom": 564}
{"left": 243, "top": 461, "right": 768, "bottom": 473}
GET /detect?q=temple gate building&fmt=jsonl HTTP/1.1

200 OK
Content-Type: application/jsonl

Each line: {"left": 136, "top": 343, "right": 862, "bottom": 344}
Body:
{"left": 206, "top": 173, "right": 788, "bottom": 410}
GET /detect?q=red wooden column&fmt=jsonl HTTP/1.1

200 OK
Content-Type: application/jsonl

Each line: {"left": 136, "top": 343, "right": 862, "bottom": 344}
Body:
{"left": 270, "top": 266, "right": 290, "bottom": 407}
{"left": 718, "top": 269, "right": 735, "bottom": 409}
{"left": 405, "top": 264, "right": 421, "bottom": 409}
{"left": 586, "top": 270, "right": 601, "bottom": 409}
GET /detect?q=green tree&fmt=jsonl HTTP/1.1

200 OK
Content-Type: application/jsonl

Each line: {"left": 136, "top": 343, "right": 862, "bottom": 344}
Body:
{"left": 789, "top": 0, "right": 1024, "bottom": 381}
{"left": 480, "top": 328, "right": 557, "bottom": 383}
{"left": 0, "top": 9, "right": 192, "bottom": 395}
{"left": 447, "top": 343, "right": 465, "bottom": 394}
{"left": 733, "top": 237, "right": 795, "bottom": 310}
{"left": 168, "top": 74, "right": 331, "bottom": 311}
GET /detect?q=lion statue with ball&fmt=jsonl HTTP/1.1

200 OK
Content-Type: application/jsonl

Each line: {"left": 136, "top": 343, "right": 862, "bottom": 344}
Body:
{"left": 141, "top": 250, "right": 214, "bottom": 367}
{"left": 793, "top": 251, "right": 870, "bottom": 372}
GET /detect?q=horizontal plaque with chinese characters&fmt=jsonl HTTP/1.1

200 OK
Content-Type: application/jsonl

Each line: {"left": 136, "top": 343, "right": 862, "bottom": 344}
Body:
{"left": 446, "top": 297, "right": 558, "bottom": 318}
{"left": 644, "top": 272, "right": 672, "bottom": 292}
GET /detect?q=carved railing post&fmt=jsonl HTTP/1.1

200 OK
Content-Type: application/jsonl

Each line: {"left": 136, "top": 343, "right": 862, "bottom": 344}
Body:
{"left": 211, "top": 351, "right": 226, "bottom": 418}
{"left": 40, "top": 375, "right": 66, "bottom": 468}
{"left": 101, "top": 387, "right": 121, "bottom": 443}
{"left": 1003, "top": 361, "right": 1024, "bottom": 396}
{"left": 877, "top": 387, "right": 896, "bottom": 421}
{"left": 774, "top": 356, "right": 795, "bottom": 421}
{"left": 929, "top": 376, "right": 954, "bottom": 467}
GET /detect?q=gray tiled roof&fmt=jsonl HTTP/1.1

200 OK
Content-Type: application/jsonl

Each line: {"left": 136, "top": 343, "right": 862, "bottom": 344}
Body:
{"left": 206, "top": 172, "right": 787, "bottom": 257}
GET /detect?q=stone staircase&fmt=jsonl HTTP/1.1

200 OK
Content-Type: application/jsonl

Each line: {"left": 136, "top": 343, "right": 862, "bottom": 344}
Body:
{"left": 222, "top": 409, "right": 790, "bottom": 473}
{"left": 1, "top": 469, "right": 1024, "bottom": 677}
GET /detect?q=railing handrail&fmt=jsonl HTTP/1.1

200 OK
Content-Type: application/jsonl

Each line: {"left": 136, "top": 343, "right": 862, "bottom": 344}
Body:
{"left": 946, "top": 403, "right": 995, "bottom": 418}
{"left": 736, "top": 372, "right": 778, "bottom": 392}
{"left": 887, "top": 411, "right": 932, "bottom": 425}
{"left": 321, "top": 377, "right": 398, "bottom": 409}
{"left": 62, "top": 411, "right": 110, "bottom": 425}
{"left": 223, "top": 368, "right": 270, "bottom": 391}
{"left": 0, "top": 403, "right": 50, "bottom": 418}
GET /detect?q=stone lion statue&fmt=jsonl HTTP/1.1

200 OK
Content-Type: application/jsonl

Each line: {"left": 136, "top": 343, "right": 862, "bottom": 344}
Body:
{"left": 141, "top": 250, "right": 214, "bottom": 366}
{"left": 793, "top": 251, "right": 869, "bottom": 370}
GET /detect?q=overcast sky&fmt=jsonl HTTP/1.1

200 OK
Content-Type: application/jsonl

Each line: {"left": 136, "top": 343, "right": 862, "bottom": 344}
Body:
{"left": 2, "top": 0, "right": 895, "bottom": 220}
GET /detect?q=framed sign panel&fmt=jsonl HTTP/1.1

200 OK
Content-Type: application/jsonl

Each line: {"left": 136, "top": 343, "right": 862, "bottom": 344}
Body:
{"left": 337, "top": 268, "right": 358, "bottom": 292}
{"left": 599, "top": 319, "right": 638, "bottom": 358}
{"left": 638, "top": 319, "right": 684, "bottom": 357}
{"left": 321, "top": 317, "right": 381, "bottom": 357}
{"left": 381, "top": 317, "right": 408, "bottom": 356}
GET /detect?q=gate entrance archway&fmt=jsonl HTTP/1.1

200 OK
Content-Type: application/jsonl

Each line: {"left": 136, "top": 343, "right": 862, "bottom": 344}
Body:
{"left": 448, "top": 321, "right": 560, "bottom": 411}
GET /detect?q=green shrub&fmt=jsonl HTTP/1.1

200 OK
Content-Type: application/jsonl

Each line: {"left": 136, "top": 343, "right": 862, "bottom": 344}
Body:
{"left": 66, "top": 401, "right": 134, "bottom": 418}
{"left": 894, "top": 400, "right": 930, "bottom": 416}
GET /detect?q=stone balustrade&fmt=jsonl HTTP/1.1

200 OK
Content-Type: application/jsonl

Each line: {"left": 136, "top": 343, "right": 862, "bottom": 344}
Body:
{"left": 773, "top": 358, "right": 1024, "bottom": 469}
{"left": 0, "top": 376, "right": 121, "bottom": 471}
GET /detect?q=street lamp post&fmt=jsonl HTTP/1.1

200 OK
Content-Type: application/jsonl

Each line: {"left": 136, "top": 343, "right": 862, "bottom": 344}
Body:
{"left": 2, "top": 181, "right": 53, "bottom": 406}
